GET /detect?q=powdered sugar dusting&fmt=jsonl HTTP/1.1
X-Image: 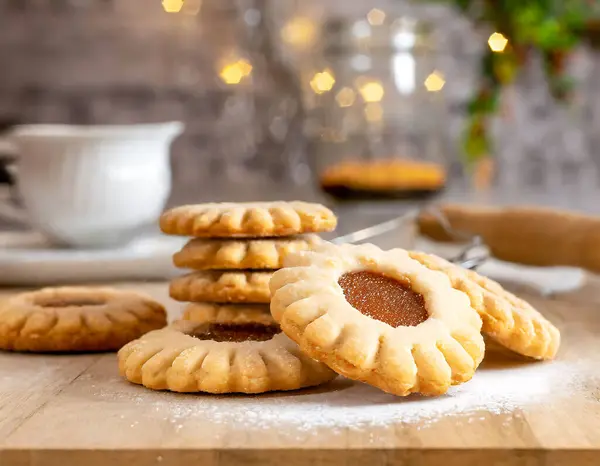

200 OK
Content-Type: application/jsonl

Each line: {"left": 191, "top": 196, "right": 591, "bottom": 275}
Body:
{"left": 189, "top": 361, "right": 573, "bottom": 429}
{"left": 99, "top": 356, "right": 589, "bottom": 433}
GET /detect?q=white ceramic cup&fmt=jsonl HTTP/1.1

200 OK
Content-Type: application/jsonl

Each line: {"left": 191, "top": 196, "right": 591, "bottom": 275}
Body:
{"left": 1, "top": 122, "right": 184, "bottom": 248}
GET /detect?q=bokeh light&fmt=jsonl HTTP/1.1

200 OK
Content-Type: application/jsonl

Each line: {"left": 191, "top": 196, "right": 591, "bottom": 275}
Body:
{"left": 336, "top": 87, "right": 356, "bottom": 107}
{"left": 488, "top": 32, "right": 509, "bottom": 53}
{"left": 358, "top": 80, "right": 385, "bottom": 102}
{"left": 310, "top": 70, "right": 336, "bottom": 94}
{"left": 219, "top": 59, "right": 253, "bottom": 85}
{"left": 281, "top": 17, "right": 317, "bottom": 49}
{"left": 424, "top": 71, "right": 446, "bottom": 92}
{"left": 367, "top": 8, "right": 386, "bottom": 26}
{"left": 162, "top": 0, "right": 184, "bottom": 13}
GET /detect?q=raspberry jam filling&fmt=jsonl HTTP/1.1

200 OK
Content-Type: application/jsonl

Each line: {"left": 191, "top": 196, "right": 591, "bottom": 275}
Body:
{"left": 187, "top": 322, "right": 281, "bottom": 342}
{"left": 338, "top": 271, "right": 429, "bottom": 327}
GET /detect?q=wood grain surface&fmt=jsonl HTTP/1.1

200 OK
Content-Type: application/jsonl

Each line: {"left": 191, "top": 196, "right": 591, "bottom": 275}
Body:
{"left": 0, "top": 278, "right": 599, "bottom": 466}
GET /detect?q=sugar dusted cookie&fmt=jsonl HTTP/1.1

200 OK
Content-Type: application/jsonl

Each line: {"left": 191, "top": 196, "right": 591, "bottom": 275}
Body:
{"left": 173, "top": 235, "right": 322, "bottom": 270}
{"left": 0, "top": 287, "right": 166, "bottom": 352}
{"left": 160, "top": 201, "right": 337, "bottom": 238}
{"left": 170, "top": 271, "right": 272, "bottom": 304}
{"left": 118, "top": 319, "right": 336, "bottom": 394}
{"left": 269, "top": 243, "right": 484, "bottom": 396}
{"left": 409, "top": 251, "right": 560, "bottom": 360}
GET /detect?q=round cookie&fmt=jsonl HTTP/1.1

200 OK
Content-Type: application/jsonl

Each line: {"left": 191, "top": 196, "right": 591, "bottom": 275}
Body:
{"left": 170, "top": 271, "right": 272, "bottom": 304}
{"left": 320, "top": 159, "right": 446, "bottom": 199}
{"left": 118, "top": 320, "right": 337, "bottom": 394}
{"left": 269, "top": 242, "right": 484, "bottom": 397}
{"left": 0, "top": 287, "right": 167, "bottom": 353}
{"left": 173, "top": 235, "right": 323, "bottom": 270}
{"left": 160, "top": 201, "right": 337, "bottom": 238}
{"left": 408, "top": 251, "right": 560, "bottom": 360}
{"left": 182, "top": 302, "right": 274, "bottom": 325}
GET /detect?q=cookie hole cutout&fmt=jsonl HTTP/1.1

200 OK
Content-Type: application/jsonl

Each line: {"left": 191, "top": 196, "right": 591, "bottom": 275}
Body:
{"left": 186, "top": 322, "right": 281, "bottom": 343}
{"left": 36, "top": 297, "right": 107, "bottom": 308}
{"left": 338, "top": 271, "right": 429, "bottom": 327}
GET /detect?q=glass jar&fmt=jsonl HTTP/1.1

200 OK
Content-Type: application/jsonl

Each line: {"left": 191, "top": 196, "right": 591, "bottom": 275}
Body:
{"left": 303, "top": 12, "right": 450, "bottom": 200}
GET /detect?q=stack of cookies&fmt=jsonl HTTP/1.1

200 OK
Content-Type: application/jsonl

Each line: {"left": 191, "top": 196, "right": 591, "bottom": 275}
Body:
{"left": 119, "top": 205, "right": 561, "bottom": 396}
{"left": 159, "top": 202, "right": 338, "bottom": 323}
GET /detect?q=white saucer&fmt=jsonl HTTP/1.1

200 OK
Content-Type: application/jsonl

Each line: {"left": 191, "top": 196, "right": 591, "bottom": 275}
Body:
{"left": 0, "top": 232, "right": 187, "bottom": 286}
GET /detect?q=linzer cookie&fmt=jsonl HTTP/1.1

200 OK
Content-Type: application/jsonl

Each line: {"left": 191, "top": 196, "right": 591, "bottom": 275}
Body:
{"left": 409, "top": 251, "right": 560, "bottom": 360}
{"left": 118, "top": 320, "right": 336, "bottom": 394}
{"left": 0, "top": 287, "right": 166, "bottom": 353}
{"left": 160, "top": 201, "right": 337, "bottom": 238}
{"left": 170, "top": 271, "right": 272, "bottom": 304}
{"left": 173, "top": 235, "right": 323, "bottom": 270}
{"left": 182, "top": 302, "right": 274, "bottom": 326}
{"left": 269, "top": 243, "right": 484, "bottom": 397}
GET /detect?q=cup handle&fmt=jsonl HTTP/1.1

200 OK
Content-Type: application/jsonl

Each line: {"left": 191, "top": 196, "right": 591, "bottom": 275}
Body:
{"left": 0, "top": 126, "right": 26, "bottom": 224}
{"left": 0, "top": 192, "right": 28, "bottom": 224}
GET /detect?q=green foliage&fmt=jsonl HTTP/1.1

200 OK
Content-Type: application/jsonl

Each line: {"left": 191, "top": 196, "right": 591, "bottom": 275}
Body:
{"left": 467, "top": 86, "right": 500, "bottom": 115}
{"left": 418, "top": 0, "right": 600, "bottom": 161}
{"left": 464, "top": 117, "right": 491, "bottom": 162}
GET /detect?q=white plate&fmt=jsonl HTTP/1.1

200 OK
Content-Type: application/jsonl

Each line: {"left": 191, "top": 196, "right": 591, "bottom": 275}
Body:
{"left": 0, "top": 232, "right": 187, "bottom": 286}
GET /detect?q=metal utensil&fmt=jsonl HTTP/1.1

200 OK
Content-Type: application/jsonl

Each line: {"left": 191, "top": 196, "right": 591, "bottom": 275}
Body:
{"left": 331, "top": 205, "right": 489, "bottom": 270}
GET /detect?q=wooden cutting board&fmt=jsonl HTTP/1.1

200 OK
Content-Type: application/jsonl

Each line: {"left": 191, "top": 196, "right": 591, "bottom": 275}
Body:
{"left": 0, "top": 279, "right": 599, "bottom": 466}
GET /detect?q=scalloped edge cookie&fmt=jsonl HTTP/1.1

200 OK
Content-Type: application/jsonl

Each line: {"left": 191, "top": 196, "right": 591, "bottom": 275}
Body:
{"left": 170, "top": 271, "right": 272, "bottom": 304}
{"left": 0, "top": 287, "right": 167, "bottom": 352}
{"left": 160, "top": 202, "right": 337, "bottom": 238}
{"left": 118, "top": 320, "right": 337, "bottom": 393}
{"left": 269, "top": 243, "right": 484, "bottom": 396}
{"left": 408, "top": 251, "right": 560, "bottom": 360}
{"left": 182, "top": 302, "right": 274, "bottom": 325}
{"left": 173, "top": 234, "right": 323, "bottom": 270}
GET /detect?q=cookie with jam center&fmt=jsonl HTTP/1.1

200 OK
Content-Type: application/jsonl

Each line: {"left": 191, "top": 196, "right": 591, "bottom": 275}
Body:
{"left": 269, "top": 242, "right": 484, "bottom": 396}
{"left": 118, "top": 318, "right": 336, "bottom": 394}
{"left": 409, "top": 250, "right": 560, "bottom": 360}
{"left": 0, "top": 287, "right": 166, "bottom": 352}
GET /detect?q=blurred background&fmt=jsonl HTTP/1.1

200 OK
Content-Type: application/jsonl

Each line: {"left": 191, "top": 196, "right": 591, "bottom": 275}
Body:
{"left": 2, "top": 0, "right": 600, "bottom": 208}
